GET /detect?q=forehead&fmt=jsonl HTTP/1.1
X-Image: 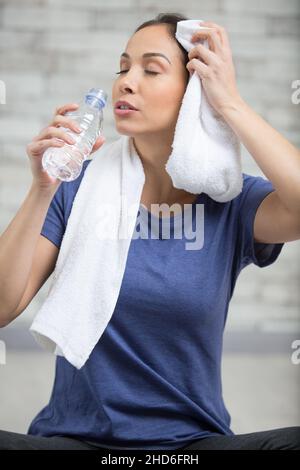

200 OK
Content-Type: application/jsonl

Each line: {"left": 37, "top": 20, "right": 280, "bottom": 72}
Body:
{"left": 125, "top": 25, "right": 179, "bottom": 60}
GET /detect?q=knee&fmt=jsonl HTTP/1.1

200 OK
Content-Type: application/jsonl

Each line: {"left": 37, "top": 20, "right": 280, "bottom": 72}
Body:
{"left": 270, "top": 426, "right": 300, "bottom": 450}
{"left": 284, "top": 427, "right": 300, "bottom": 450}
{"left": 0, "top": 429, "right": 14, "bottom": 450}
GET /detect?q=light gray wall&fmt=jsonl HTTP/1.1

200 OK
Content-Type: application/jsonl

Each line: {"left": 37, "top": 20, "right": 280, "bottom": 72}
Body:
{"left": 0, "top": 0, "right": 299, "bottom": 335}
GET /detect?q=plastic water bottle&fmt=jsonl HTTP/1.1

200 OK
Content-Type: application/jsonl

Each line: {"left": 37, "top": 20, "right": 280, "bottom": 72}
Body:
{"left": 42, "top": 88, "right": 108, "bottom": 182}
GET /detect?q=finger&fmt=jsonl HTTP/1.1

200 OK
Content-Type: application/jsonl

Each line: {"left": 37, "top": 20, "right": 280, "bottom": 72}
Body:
{"left": 200, "top": 21, "right": 231, "bottom": 50}
{"left": 197, "top": 23, "right": 224, "bottom": 49}
{"left": 53, "top": 102, "right": 79, "bottom": 118}
{"left": 91, "top": 135, "right": 106, "bottom": 154}
{"left": 191, "top": 28, "right": 223, "bottom": 55}
{"left": 186, "top": 59, "right": 210, "bottom": 80}
{"left": 188, "top": 43, "right": 217, "bottom": 66}
{"left": 36, "top": 126, "right": 77, "bottom": 145}
{"left": 51, "top": 115, "right": 82, "bottom": 133}
{"left": 29, "top": 138, "right": 65, "bottom": 156}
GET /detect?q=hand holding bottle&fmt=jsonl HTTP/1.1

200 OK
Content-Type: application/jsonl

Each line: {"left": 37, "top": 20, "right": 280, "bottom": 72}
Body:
{"left": 27, "top": 102, "right": 106, "bottom": 192}
{"left": 42, "top": 89, "right": 107, "bottom": 182}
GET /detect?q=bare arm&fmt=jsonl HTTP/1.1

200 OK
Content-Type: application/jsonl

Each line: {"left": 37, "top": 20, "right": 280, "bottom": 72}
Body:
{"left": 0, "top": 102, "right": 81, "bottom": 326}
{"left": 0, "top": 102, "right": 105, "bottom": 327}
{"left": 188, "top": 22, "right": 300, "bottom": 243}
{"left": 0, "top": 184, "right": 59, "bottom": 326}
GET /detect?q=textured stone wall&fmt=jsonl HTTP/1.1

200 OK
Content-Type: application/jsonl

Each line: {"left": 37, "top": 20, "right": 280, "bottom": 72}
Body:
{"left": 0, "top": 0, "right": 299, "bottom": 333}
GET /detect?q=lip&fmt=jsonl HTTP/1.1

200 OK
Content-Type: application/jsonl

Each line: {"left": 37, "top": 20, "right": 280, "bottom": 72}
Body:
{"left": 114, "top": 108, "right": 139, "bottom": 116}
{"left": 114, "top": 100, "right": 138, "bottom": 110}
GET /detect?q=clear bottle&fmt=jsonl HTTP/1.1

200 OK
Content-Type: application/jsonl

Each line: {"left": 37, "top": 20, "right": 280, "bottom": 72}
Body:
{"left": 42, "top": 88, "right": 108, "bottom": 182}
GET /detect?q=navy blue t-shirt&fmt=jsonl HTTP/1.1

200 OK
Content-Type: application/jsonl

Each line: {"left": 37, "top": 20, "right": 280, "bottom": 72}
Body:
{"left": 27, "top": 159, "right": 284, "bottom": 450}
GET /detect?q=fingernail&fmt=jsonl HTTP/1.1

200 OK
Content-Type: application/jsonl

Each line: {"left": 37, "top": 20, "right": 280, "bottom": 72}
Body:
{"left": 67, "top": 136, "right": 76, "bottom": 144}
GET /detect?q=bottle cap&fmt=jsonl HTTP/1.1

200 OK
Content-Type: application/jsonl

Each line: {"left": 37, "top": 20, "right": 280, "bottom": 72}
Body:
{"left": 85, "top": 88, "right": 108, "bottom": 110}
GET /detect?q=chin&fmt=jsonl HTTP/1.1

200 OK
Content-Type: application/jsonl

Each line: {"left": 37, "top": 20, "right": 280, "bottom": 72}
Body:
{"left": 114, "top": 124, "right": 139, "bottom": 138}
{"left": 115, "top": 129, "right": 135, "bottom": 137}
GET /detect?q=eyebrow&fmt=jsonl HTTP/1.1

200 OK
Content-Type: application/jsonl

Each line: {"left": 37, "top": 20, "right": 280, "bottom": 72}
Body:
{"left": 120, "top": 52, "right": 171, "bottom": 65}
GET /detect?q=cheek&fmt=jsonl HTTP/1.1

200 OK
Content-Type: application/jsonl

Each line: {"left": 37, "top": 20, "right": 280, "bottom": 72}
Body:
{"left": 159, "top": 85, "right": 186, "bottom": 114}
{"left": 152, "top": 80, "right": 184, "bottom": 105}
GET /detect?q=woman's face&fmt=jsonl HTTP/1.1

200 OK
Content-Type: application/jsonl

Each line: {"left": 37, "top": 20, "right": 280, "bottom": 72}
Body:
{"left": 112, "top": 25, "right": 188, "bottom": 138}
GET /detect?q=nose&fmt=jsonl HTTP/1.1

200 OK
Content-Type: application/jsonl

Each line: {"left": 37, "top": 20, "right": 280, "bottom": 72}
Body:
{"left": 121, "top": 85, "right": 133, "bottom": 94}
{"left": 118, "top": 72, "right": 137, "bottom": 95}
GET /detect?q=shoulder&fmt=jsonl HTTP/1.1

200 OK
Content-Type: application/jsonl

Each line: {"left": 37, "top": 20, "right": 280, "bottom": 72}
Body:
{"left": 240, "top": 172, "right": 274, "bottom": 192}
{"left": 236, "top": 172, "right": 276, "bottom": 211}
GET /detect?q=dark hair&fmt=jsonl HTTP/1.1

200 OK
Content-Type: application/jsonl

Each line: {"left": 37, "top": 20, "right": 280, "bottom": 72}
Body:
{"left": 133, "top": 12, "right": 190, "bottom": 82}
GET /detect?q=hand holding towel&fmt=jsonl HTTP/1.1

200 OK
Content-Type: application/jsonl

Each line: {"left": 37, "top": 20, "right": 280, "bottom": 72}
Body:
{"left": 165, "top": 19, "right": 243, "bottom": 202}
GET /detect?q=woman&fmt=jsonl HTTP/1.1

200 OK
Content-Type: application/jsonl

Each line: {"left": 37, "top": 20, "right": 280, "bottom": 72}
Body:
{"left": 0, "top": 12, "right": 299, "bottom": 450}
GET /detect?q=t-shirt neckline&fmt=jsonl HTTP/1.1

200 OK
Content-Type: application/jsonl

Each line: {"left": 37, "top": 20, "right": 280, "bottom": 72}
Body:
{"left": 138, "top": 193, "right": 204, "bottom": 221}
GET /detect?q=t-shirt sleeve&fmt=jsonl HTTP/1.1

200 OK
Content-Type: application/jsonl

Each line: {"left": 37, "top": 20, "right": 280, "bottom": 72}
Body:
{"left": 40, "top": 183, "right": 66, "bottom": 249}
{"left": 237, "top": 174, "right": 285, "bottom": 269}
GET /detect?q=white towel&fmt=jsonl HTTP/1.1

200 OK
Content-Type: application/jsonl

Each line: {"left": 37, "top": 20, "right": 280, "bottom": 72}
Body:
{"left": 165, "top": 19, "right": 243, "bottom": 202}
{"left": 30, "top": 136, "right": 146, "bottom": 369}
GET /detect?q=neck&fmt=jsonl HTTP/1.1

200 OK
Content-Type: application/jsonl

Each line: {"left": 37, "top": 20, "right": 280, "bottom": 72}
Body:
{"left": 131, "top": 134, "right": 193, "bottom": 204}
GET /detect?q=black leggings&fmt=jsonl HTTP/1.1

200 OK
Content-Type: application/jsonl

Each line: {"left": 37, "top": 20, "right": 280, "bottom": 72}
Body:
{"left": 0, "top": 427, "right": 299, "bottom": 450}
{"left": 181, "top": 427, "right": 300, "bottom": 450}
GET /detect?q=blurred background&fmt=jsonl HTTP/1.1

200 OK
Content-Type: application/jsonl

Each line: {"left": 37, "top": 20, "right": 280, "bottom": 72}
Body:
{"left": 0, "top": 0, "right": 299, "bottom": 435}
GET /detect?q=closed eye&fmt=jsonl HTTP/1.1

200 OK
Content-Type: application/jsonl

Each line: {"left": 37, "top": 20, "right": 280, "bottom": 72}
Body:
{"left": 115, "top": 70, "right": 159, "bottom": 75}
